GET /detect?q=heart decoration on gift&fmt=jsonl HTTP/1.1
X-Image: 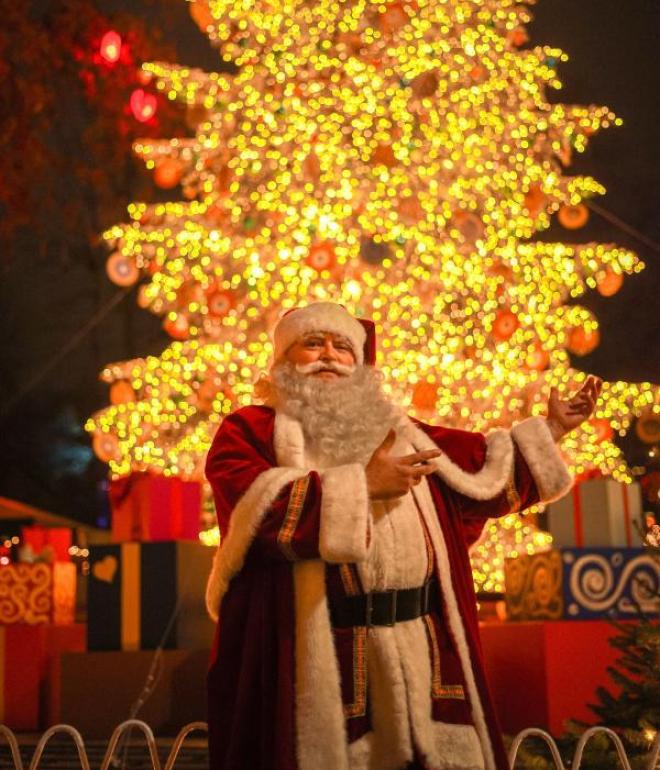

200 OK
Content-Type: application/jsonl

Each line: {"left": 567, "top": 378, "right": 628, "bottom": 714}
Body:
{"left": 92, "top": 555, "right": 118, "bottom": 583}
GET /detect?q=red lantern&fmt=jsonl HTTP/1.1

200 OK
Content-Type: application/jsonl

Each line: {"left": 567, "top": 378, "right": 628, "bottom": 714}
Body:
{"left": 492, "top": 310, "right": 519, "bottom": 342}
{"left": 596, "top": 268, "right": 623, "bottom": 297}
{"left": 206, "top": 286, "right": 236, "bottom": 317}
{"left": 589, "top": 418, "right": 614, "bottom": 443}
{"left": 130, "top": 89, "right": 158, "bottom": 123}
{"left": 306, "top": 242, "right": 337, "bottom": 271}
{"left": 412, "top": 381, "right": 437, "bottom": 411}
{"left": 567, "top": 326, "right": 600, "bottom": 356}
{"left": 558, "top": 203, "right": 589, "bottom": 230}
{"left": 100, "top": 31, "right": 122, "bottom": 64}
{"left": 154, "top": 159, "right": 183, "bottom": 189}
{"left": 106, "top": 252, "right": 139, "bottom": 287}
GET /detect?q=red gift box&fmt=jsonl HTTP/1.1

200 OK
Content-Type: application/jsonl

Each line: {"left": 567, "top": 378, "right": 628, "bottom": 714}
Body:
{"left": 0, "top": 562, "right": 76, "bottom": 625}
{"left": 0, "top": 623, "right": 86, "bottom": 730}
{"left": 110, "top": 472, "right": 201, "bottom": 542}
{"left": 20, "top": 526, "right": 72, "bottom": 562}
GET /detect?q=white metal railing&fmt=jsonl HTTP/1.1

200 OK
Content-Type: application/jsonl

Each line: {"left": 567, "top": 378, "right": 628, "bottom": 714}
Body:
{"left": 1, "top": 721, "right": 659, "bottom": 769}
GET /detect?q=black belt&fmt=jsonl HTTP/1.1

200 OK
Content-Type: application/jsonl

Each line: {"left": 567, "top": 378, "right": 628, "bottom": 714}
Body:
{"left": 330, "top": 577, "right": 438, "bottom": 628}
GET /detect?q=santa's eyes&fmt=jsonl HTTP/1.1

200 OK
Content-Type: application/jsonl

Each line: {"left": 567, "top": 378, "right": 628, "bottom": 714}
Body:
{"left": 303, "top": 338, "right": 350, "bottom": 351}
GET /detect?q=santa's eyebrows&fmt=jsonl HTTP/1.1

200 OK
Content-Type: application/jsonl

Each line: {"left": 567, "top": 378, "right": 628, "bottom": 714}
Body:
{"left": 301, "top": 332, "right": 351, "bottom": 346}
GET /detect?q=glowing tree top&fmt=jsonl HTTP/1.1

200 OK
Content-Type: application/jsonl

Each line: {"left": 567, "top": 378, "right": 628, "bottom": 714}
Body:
{"left": 88, "top": 0, "right": 658, "bottom": 493}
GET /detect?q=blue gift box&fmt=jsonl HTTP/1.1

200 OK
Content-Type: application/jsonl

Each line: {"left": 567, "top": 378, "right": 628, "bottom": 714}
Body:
{"left": 505, "top": 547, "right": 659, "bottom": 621}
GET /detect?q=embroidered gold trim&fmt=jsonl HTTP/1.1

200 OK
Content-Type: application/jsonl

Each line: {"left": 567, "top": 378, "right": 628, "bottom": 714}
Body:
{"left": 339, "top": 563, "right": 360, "bottom": 597}
{"left": 343, "top": 625, "right": 368, "bottom": 718}
{"left": 276, "top": 475, "right": 310, "bottom": 560}
{"left": 423, "top": 615, "right": 465, "bottom": 701}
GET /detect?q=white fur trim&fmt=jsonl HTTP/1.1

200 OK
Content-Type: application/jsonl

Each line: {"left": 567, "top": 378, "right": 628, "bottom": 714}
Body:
{"left": 412, "top": 478, "right": 497, "bottom": 770}
{"left": 205, "top": 466, "right": 308, "bottom": 621}
{"left": 511, "top": 416, "right": 573, "bottom": 502}
{"left": 406, "top": 421, "right": 514, "bottom": 500}
{"left": 294, "top": 561, "right": 349, "bottom": 770}
{"left": 273, "top": 302, "right": 367, "bottom": 364}
{"left": 319, "top": 464, "right": 371, "bottom": 563}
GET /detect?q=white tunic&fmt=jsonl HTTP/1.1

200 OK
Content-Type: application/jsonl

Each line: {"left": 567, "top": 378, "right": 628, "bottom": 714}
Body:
{"left": 306, "top": 436, "right": 485, "bottom": 770}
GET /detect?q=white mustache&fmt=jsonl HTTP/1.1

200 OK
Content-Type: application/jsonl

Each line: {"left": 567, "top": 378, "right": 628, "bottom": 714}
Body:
{"left": 294, "top": 361, "right": 356, "bottom": 376}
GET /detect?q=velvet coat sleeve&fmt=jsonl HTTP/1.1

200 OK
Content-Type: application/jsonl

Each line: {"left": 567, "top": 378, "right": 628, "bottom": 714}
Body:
{"left": 205, "top": 405, "right": 372, "bottom": 564}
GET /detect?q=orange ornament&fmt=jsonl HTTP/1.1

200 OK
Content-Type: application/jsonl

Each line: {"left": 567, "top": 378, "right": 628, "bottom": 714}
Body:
{"left": 371, "top": 144, "right": 397, "bottom": 168}
{"left": 526, "top": 342, "right": 550, "bottom": 371}
{"left": 567, "top": 326, "right": 600, "bottom": 356}
{"left": 92, "top": 432, "right": 120, "bottom": 463}
{"left": 206, "top": 287, "right": 236, "bottom": 318}
{"left": 524, "top": 184, "right": 546, "bottom": 218}
{"left": 558, "top": 203, "right": 589, "bottom": 230}
{"left": 163, "top": 314, "right": 190, "bottom": 340}
{"left": 508, "top": 27, "right": 529, "bottom": 47}
{"left": 635, "top": 410, "right": 660, "bottom": 444}
{"left": 380, "top": 3, "right": 409, "bottom": 34}
{"left": 154, "top": 159, "right": 183, "bottom": 189}
{"left": 589, "top": 418, "right": 614, "bottom": 443}
{"left": 189, "top": 0, "right": 215, "bottom": 32}
{"left": 492, "top": 310, "right": 520, "bottom": 342}
{"left": 306, "top": 242, "right": 337, "bottom": 271}
{"left": 110, "top": 381, "right": 136, "bottom": 405}
{"left": 412, "top": 381, "right": 437, "bottom": 411}
{"left": 596, "top": 268, "right": 623, "bottom": 297}
{"left": 106, "top": 252, "right": 139, "bottom": 287}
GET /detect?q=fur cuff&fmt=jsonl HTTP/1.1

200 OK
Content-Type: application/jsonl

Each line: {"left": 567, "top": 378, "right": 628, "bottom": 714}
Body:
{"left": 318, "top": 464, "right": 371, "bottom": 563}
{"left": 511, "top": 416, "right": 573, "bottom": 502}
{"left": 205, "top": 466, "right": 308, "bottom": 620}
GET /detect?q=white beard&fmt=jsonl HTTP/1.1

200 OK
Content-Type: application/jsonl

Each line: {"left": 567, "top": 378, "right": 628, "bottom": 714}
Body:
{"left": 259, "top": 362, "right": 404, "bottom": 466}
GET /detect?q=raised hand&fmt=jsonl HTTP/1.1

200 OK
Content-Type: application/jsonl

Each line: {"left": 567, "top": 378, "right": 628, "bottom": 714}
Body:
{"left": 365, "top": 429, "right": 441, "bottom": 500}
{"left": 546, "top": 375, "right": 603, "bottom": 441}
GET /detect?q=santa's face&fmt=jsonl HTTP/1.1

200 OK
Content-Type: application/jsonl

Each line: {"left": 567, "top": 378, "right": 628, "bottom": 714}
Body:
{"left": 284, "top": 332, "right": 356, "bottom": 381}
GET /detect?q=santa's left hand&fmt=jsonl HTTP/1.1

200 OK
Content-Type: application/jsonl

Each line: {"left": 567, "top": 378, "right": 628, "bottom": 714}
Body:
{"left": 545, "top": 375, "right": 603, "bottom": 442}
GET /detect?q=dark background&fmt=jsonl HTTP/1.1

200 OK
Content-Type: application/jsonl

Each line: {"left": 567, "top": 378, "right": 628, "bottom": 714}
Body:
{"left": 0, "top": 0, "right": 658, "bottom": 525}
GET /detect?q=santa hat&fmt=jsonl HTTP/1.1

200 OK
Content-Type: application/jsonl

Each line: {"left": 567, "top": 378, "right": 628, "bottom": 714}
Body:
{"left": 272, "top": 302, "right": 376, "bottom": 366}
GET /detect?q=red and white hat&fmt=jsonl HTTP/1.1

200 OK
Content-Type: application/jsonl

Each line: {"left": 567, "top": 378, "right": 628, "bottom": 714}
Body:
{"left": 272, "top": 302, "right": 376, "bottom": 366}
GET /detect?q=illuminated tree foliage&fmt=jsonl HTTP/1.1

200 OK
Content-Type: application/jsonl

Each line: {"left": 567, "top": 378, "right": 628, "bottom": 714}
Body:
{"left": 86, "top": 0, "right": 659, "bottom": 588}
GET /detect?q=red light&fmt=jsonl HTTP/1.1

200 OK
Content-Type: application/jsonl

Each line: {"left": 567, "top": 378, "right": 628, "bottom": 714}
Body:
{"left": 100, "top": 31, "right": 122, "bottom": 63}
{"left": 130, "top": 89, "right": 158, "bottom": 122}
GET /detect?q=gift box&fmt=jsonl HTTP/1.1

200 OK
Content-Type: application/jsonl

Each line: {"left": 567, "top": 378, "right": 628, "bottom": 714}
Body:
{"left": 87, "top": 541, "right": 215, "bottom": 651}
{"left": 505, "top": 547, "right": 659, "bottom": 621}
{"left": 20, "top": 526, "right": 72, "bottom": 562}
{"left": 0, "top": 562, "right": 76, "bottom": 625}
{"left": 109, "top": 472, "right": 201, "bottom": 542}
{"left": 0, "top": 623, "right": 86, "bottom": 730}
{"left": 546, "top": 477, "right": 643, "bottom": 548}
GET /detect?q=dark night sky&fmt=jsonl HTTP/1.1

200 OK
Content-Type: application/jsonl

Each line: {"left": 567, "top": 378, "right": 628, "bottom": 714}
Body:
{"left": 1, "top": 0, "right": 659, "bottom": 525}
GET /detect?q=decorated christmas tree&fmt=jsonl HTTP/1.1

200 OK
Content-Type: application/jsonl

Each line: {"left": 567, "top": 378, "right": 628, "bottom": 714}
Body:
{"left": 86, "top": 0, "right": 659, "bottom": 591}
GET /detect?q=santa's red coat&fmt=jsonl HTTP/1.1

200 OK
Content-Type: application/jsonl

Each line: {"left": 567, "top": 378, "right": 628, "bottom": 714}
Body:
{"left": 205, "top": 405, "right": 571, "bottom": 770}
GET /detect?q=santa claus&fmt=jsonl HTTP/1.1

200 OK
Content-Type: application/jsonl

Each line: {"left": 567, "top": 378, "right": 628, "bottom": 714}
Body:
{"left": 205, "top": 302, "right": 601, "bottom": 770}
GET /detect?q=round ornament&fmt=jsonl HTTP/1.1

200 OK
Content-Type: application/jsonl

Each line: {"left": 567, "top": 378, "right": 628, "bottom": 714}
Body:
{"left": 524, "top": 184, "right": 546, "bottom": 218}
{"left": 412, "top": 381, "right": 437, "bottom": 411}
{"left": 492, "top": 309, "right": 519, "bottom": 342}
{"left": 635, "top": 410, "right": 660, "bottom": 444}
{"left": 360, "top": 237, "right": 391, "bottom": 265}
{"left": 189, "top": 0, "right": 215, "bottom": 33}
{"left": 596, "top": 268, "right": 623, "bottom": 297}
{"left": 567, "top": 326, "right": 600, "bottom": 356}
{"left": 106, "top": 252, "right": 139, "bottom": 287}
{"left": 589, "top": 418, "right": 613, "bottom": 443}
{"left": 206, "top": 286, "right": 236, "bottom": 318}
{"left": 526, "top": 342, "right": 550, "bottom": 371}
{"left": 163, "top": 314, "right": 190, "bottom": 340}
{"left": 306, "top": 242, "right": 336, "bottom": 271}
{"left": 154, "top": 159, "right": 183, "bottom": 189}
{"left": 110, "top": 380, "right": 136, "bottom": 405}
{"left": 92, "top": 432, "right": 120, "bottom": 463}
{"left": 558, "top": 203, "right": 589, "bottom": 229}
